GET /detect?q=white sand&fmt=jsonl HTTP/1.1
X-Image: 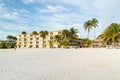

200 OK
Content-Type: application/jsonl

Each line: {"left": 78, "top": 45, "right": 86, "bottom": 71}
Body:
{"left": 0, "top": 48, "right": 120, "bottom": 80}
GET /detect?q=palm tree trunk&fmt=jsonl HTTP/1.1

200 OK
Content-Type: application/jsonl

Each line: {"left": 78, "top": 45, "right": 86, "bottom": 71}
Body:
{"left": 94, "top": 28, "right": 96, "bottom": 39}
{"left": 42, "top": 38, "right": 44, "bottom": 48}
{"left": 112, "top": 37, "right": 115, "bottom": 48}
{"left": 88, "top": 32, "right": 89, "bottom": 39}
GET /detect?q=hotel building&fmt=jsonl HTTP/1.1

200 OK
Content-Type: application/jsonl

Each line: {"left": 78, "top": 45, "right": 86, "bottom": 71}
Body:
{"left": 16, "top": 30, "right": 62, "bottom": 48}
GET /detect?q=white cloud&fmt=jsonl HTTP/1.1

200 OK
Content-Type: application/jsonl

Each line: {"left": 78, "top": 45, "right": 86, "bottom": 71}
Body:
{"left": 18, "top": 8, "right": 29, "bottom": 13}
{"left": 12, "top": 12, "right": 19, "bottom": 15}
{"left": 38, "top": 5, "right": 68, "bottom": 13}
{"left": 22, "top": 0, "right": 51, "bottom": 4}
{"left": 22, "top": 0, "right": 34, "bottom": 3}
{"left": 0, "top": 22, "right": 29, "bottom": 31}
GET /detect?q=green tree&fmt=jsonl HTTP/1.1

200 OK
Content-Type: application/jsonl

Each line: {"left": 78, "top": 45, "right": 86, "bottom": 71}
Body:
{"left": 32, "top": 31, "right": 38, "bottom": 36}
{"left": 62, "top": 29, "right": 70, "bottom": 41}
{"left": 91, "top": 18, "right": 98, "bottom": 39}
{"left": 69, "top": 27, "right": 79, "bottom": 46}
{"left": 60, "top": 40, "right": 70, "bottom": 48}
{"left": 21, "top": 31, "right": 27, "bottom": 35}
{"left": 54, "top": 35, "right": 62, "bottom": 48}
{"left": 82, "top": 38, "right": 92, "bottom": 47}
{"left": 83, "top": 20, "right": 92, "bottom": 39}
{"left": 48, "top": 40, "right": 54, "bottom": 48}
{"left": 102, "top": 23, "right": 120, "bottom": 47}
{"left": 7, "top": 35, "right": 13, "bottom": 40}
{"left": 39, "top": 31, "right": 48, "bottom": 48}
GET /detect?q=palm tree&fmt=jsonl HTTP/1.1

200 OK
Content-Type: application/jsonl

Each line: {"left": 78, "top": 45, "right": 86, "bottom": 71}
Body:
{"left": 54, "top": 35, "right": 62, "bottom": 48}
{"left": 39, "top": 31, "right": 48, "bottom": 48}
{"left": 91, "top": 18, "right": 98, "bottom": 39}
{"left": 70, "top": 27, "right": 78, "bottom": 38}
{"left": 102, "top": 23, "right": 120, "bottom": 47}
{"left": 32, "top": 31, "right": 38, "bottom": 36}
{"left": 21, "top": 31, "right": 27, "bottom": 35}
{"left": 62, "top": 29, "right": 70, "bottom": 41}
{"left": 69, "top": 27, "right": 79, "bottom": 46}
{"left": 82, "top": 38, "right": 92, "bottom": 47}
{"left": 83, "top": 20, "right": 92, "bottom": 39}
{"left": 48, "top": 40, "right": 53, "bottom": 48}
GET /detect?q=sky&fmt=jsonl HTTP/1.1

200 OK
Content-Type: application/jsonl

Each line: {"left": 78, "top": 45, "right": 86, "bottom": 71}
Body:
{"left": 0, "top": 0, "right": 120, "bottom": 40}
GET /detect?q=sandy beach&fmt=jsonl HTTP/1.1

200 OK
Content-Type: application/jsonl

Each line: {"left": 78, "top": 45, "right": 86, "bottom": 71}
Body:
{"left": 0, "top": 48, "right": 120, "bottom": 80}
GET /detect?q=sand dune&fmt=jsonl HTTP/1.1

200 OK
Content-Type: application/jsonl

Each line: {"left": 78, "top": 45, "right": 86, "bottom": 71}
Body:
{"left": 0, "top": 48, "right": 120, "bottom": 80}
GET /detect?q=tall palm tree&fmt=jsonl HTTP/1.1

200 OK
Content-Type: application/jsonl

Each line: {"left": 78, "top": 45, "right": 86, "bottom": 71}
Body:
{"left": 83, "top": 20, "right": 92, "bottom": 39}
{"left": 39, "top": 31, "right": 48, "bottom": 48}
{"left": 102, "top": 23, "right": 120, "bottom": 47}
{"left": 91, "top": 18, "right": 98, "bottom": 39}
{"left": 21, "top": 31, "right": 27, "bottom": 35}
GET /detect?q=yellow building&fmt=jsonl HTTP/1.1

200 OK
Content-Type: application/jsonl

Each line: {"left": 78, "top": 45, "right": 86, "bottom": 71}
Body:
{"left": 16, "top": 30, "right": 62, "bottom": 48}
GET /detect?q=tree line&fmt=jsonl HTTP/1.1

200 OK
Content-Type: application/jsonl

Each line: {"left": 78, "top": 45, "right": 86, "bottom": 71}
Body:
{"left": 0, "top": 35, "right": 17, "bottom": 49}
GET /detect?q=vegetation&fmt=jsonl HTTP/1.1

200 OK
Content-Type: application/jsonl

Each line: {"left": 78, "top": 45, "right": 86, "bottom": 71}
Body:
{"left": 48, "top": 40, "right": 54, "bottom": 48}
{"left": 82, "top": 38, "right": 92, "bottom": 47}
{"left": 102, "top": 23, "right": 120, "bottom": 47}
{"left": 54, "top": 27, "right": 80, "bottom": 48}
{"left": 84, "top": 20, "right": 92, "bottom": 39}
{"left": 7, "top": 35, "right": 17, "bottom": 41}
{"left": 54, "top": 35, "right": 62, "bottom": 48}
{"left": 83, "top": 18, "right": 98, "bottom": 39}
{"left": 21, "top": 31, "right": 27, "bottom": 35}
{"left": 0, "top": 43, "right": 16, "bottom": 49}
{"left": 32, "top": 31, "right": 38, "bottom": 36}
{"left": 91, "top": 18, "right": 98, "bottom": 39}
{"left": 39, "top": 31, "right": 48, "bottom": 48}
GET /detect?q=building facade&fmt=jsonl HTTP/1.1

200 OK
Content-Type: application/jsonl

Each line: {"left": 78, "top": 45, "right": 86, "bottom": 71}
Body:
{"left": 16, "top": 30, "right": 62, "bottom": 48}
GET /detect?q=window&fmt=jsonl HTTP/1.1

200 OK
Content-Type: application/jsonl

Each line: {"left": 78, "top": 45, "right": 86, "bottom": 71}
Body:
{"left": 30, "top": 42, "right": 32, "bottom": 44}
{"left": 36, "top": 42, "right": 39, "bottom": 44}
{"left": 50, "top": 32, "right": 53, "bottom": 35}
{"left": 36, "top": 38, "right": 39, "bottom": 40}
{"left": 30, "top": 38, "right": 33, "bottom": 40}
{"left": 29, "top": 45, "right": 32, "bottom": 48}
{"left": 58, "top": 32, "right": 61, "bottom": 35}
{"left": 24, "top": 42, "right": 27, "bottom": 44}
{"left": 43, "top": 41, "right": 46, "bottom": 43}
{"left": 50, "top": 37, "right": 53, "bottom": 40}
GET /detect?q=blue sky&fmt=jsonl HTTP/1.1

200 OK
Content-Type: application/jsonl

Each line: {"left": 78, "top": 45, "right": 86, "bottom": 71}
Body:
{"left": 0, "top": 0, "right": 120, "bottom": 40}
